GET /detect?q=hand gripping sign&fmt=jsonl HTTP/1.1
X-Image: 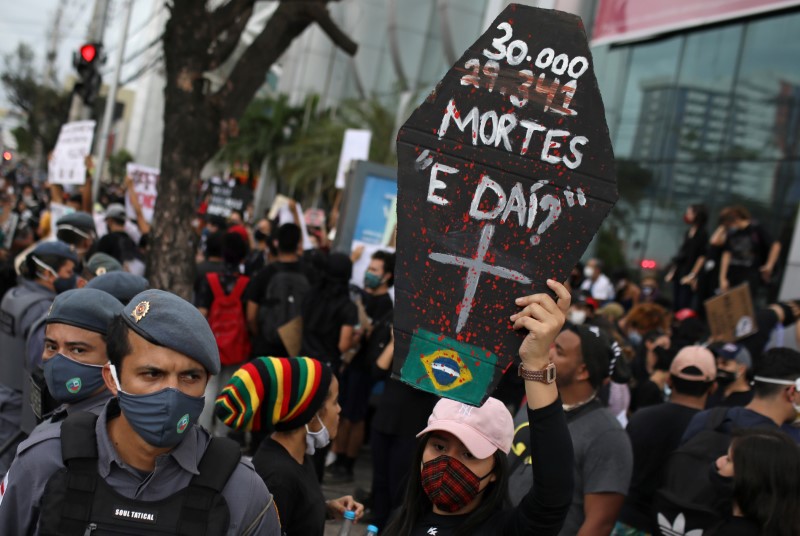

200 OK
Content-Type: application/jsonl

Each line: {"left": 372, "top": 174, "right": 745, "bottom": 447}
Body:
{"left": 394, "top": 5, "right": 618, "bottom": 406}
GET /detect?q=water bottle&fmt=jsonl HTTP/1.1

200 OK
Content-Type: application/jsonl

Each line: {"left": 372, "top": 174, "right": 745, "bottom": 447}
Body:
{"left": 366, "top": 524, "right": 379, "bottom": 536}
{"left": 337, "top": 510, "right": 356, "bottom": 536}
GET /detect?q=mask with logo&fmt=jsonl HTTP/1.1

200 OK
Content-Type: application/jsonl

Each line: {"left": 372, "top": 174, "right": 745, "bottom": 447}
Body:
{"left": 43, "top": 353, "right": 105, "bottom": 403}
{"left": 364, "top": 272, "right": 384, "bottom": 290}
{"left": 421, "top": 455, "right": 492, "bottom": 513}
{"left": 110, "top": 365, "right": 205, "bottom": 448}
{"left": 305, "top": 414, "right": 330, "bottom": 455}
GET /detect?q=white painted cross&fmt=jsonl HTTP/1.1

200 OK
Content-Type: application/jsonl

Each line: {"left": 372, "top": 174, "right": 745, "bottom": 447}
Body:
{"left": 429, "top": 224, "right": 531, "bottom": 333}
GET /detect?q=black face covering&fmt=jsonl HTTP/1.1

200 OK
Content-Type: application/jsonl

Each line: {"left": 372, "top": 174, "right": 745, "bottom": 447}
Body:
{"left": 708, "top": 461, "right": 734, "bottom": 497}
{"left": 716, "top": 369, "right": 737, "bottom": 387}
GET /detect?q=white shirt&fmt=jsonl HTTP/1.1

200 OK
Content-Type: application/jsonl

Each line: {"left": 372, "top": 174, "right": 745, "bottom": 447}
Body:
{"left": 580, "top": 273, "right": 615, "bottom": 301}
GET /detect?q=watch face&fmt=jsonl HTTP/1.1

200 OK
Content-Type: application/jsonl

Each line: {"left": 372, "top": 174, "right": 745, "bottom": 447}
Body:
{"left": 546, "top": 363, "right": 557, "bottom": 383}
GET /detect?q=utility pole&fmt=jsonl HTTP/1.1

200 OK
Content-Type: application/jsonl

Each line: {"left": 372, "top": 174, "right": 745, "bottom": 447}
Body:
{"left": 68, "top": 0, "right": 111, "bottom": 122}
{"left": 43, "top": 0, "right": 67, "bottom": 88}
{"left": 93, "top": 0, "right": 133, "bottom": 204}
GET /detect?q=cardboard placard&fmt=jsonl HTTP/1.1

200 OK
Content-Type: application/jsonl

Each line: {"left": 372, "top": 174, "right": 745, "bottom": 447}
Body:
{"left": 125, "top": 163, "right": 159, "bottom": 223}
{"left": 48, "top": 121, "right": 96, "bottom": 185}
{"left": 704, "top": 284, "right": 758, "bottom": 342}
{"left": 394, "top": 5, "right": 618, "bottom": 406}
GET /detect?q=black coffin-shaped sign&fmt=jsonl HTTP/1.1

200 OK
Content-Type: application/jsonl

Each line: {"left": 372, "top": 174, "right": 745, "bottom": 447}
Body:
{"left": 394, "top": 5, "right": 618, "bottom": 406}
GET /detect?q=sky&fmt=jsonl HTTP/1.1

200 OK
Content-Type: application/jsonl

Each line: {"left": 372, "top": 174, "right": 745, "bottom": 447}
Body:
{"left": 1, "top": 0, "right": 159, "bottom": 107}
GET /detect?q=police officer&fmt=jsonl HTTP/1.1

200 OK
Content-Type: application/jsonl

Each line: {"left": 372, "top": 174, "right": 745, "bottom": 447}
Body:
{"left": 0, "top": 289, "right": 282, "bottom": 535}
{"left": 0, "top": 240, "right": 77, "bottom": 473}
{"left": 55, "top": 211, "right": 96, "bottom": 263}
{"left": 34, "top": 288, "right": 123, "bottom": 429}
{"left": 85, "top": 270, "right": 149, "bottom": 304}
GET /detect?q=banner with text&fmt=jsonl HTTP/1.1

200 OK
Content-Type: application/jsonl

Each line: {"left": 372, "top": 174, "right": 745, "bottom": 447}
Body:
{"left": 395, "top": 5, "right": 618, "bottom": 405}
{"left": 125, "top": 163, "right": 159, "bottom": 223}
{"left": 48, "top": 121, "right": 96, "bottom": 185}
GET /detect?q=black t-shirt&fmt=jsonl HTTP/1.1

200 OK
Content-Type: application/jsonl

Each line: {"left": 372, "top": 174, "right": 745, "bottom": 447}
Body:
{"left": 351, "top": 292, "right": 394, "bottom": 370}
{"left": 706, "top": 389, "right": 754, "bottom": 409}
{"left": 194, "top": 259, "right": 225, "bottom": 298}
{"left": 300, "top": 293, "right": 358, "bottom": 366}
{"left": 674, "top": 227, "right": 709, "bottom": 278}
{"left": 372, "top": 377, "right": 438, "bottom": 437}
{"left": 96, "top": 231, "right": 139, "bottom": 263}
{"left": 619, "top": 402, "right": 701, "bottom": 531}
{"left": 252, "top": 438, "right": 327, "bottom": 536}
{"left": 724, "top": 223, "right": 771, "bottom": 269}
{"left": 631, "top": 379, "right": 664, "bottom": 412}
{"left": 406, "top": 401, "right": 573, "bottom": 536}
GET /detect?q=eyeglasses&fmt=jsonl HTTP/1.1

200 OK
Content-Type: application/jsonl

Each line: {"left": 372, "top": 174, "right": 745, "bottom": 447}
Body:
{"left": 753, "top": 376, "right": 800, "bottom": 391}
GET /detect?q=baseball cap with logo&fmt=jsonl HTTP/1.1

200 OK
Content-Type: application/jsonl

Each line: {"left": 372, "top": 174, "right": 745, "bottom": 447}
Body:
{"left": 416, "top": 396, "right": 513, "bottom": 459}
{"left": 710, "top": 342, "right": 752, "bottom": 371}
{"left": 670, "top": 345, "right": 716, "bottom": 382}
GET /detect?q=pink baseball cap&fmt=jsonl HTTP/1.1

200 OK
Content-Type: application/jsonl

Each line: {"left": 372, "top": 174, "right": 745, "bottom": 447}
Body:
{"left": 670, "top": 345, "right": 716, "bottom": 382}
{"left": 416, "top": 397, "right": 514, "bottom": 459}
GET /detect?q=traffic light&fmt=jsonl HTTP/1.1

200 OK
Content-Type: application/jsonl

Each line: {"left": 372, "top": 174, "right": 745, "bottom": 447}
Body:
{"left": 73, "top": 43, "right": 103, "bottom": 106}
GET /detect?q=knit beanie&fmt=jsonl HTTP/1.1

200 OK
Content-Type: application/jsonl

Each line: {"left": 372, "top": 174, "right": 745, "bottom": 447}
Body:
{"left": 215, "top": 356, "right": 332, "bottom": 432}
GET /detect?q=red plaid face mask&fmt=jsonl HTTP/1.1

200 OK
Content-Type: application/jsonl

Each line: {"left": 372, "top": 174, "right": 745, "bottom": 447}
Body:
{"left": 421, "top": 455, "right": 492, "bottom": 513}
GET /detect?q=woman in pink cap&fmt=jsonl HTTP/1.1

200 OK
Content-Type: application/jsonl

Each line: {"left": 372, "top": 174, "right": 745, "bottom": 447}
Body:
{"left": 384, "top": 279, "right": 575, "bottom": 535}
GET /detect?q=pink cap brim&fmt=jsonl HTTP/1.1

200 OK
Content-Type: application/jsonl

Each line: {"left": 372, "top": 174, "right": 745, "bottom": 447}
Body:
{"left": 416, "top": 420, "right": 499, "bottom": 460}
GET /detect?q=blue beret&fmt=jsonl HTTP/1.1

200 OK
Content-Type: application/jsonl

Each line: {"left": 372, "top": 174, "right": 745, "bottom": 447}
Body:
{"left": 46, "top": 288, "right": 123, "bottom": 335}
{"left": 86, "top": 271, "right": 148, "bottom": 304}
{"left": 31, "top": 240, "right": 78, "bottom": 264}
{"left": 56, "top": 211, "right": 96, "bottom": 236}
{"left": 122, "top": 289, "right": 220, "bottom": 374}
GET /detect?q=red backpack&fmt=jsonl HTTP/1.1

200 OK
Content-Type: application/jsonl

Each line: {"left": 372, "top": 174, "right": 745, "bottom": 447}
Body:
{"left": 206, "top": 272, "right": 251, "bottom": 366}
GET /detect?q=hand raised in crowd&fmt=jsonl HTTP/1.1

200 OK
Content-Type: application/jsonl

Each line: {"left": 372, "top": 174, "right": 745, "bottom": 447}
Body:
{"left": 510, "top": 278, "right": 569, "bottom": 368}
{"left": 325, "top": 495, "right": 365, "bottom": 522}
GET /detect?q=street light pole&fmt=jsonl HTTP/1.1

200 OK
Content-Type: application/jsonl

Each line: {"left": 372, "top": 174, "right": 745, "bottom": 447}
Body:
{"left": 93, "top": 0, "right": 134, "bottom": 205}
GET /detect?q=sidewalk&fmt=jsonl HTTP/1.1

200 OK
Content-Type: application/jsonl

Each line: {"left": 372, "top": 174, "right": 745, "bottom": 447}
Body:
{"left": 322, "top": 446, "right": 374, "bottom": 535}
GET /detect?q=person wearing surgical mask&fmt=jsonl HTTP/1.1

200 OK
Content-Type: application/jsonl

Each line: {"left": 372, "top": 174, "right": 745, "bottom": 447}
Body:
{"left": 216, "top": 356, "right": 364, "bottom": 535}
{"left": 579, "top": 258, "right": 615, "bottom": 304}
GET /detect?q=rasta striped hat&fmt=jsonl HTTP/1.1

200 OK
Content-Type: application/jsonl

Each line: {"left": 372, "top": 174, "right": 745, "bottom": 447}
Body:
{"left": 215, "top": 356, "right": 332, "bottom": 432}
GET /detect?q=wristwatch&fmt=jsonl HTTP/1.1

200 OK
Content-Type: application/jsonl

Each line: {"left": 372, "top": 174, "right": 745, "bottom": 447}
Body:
{"left": 518, "top": 362, "right": 556, "bottom": 384}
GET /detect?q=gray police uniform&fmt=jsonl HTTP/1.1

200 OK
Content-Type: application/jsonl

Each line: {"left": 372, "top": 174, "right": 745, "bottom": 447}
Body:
{"left": 0, "top": 278, "right": 55, "bottom": 473}
{"left": 0, "top": 399, "right": 282, "bottom": 535}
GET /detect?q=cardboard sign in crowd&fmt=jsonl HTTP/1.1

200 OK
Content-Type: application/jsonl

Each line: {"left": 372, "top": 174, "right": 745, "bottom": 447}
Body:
{"left": 394, "top": 5, "right": 618, "bottom": 405}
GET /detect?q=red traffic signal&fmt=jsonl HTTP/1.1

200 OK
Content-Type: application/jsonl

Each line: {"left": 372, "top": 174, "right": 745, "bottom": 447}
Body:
{"left": 80, "top": 44, "right": 98, "bottom": 64}
{"left": 640, "top": 259, "right": 657, "bottom": 270}
{"left": 2, "top": 151, "right": 11, "bottom": 161}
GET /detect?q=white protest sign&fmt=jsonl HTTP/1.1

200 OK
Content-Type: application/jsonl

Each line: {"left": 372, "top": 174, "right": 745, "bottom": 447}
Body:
{"left": 335, "top": 129, "right": 372, "bottom": 189}
{"left": 125, "top": 163, "right": 159, "bottom": 223}
{"left": 48, "top": 121, "right": 96, "bottom": 185}
{"left": 278, "top": 201, "right": 314, "bottom": 251}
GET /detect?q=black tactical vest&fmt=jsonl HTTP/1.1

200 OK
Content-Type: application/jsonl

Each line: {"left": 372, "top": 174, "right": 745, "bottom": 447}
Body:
{"left": 38, "top": 412, "right": 241, "bottom": 536}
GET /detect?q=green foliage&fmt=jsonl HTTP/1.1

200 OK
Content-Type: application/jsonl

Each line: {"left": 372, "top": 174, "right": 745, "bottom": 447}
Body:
{"left": 109, "top": 149, "right": 134, "bottom": 182}
{"left": 1, "top": 44, "right": 71, "bottom": 156}
{"left": 595, "top": 225, "right": 627, "bottom": 273}
{"left": 11, "top": 126, "right": 33, "bottom": 155}
{"left": 278, "top": 96, "right": 401, "bottom": 204}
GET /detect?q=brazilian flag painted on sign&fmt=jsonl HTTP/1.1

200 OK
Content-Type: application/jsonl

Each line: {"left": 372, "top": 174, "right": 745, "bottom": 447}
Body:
{"left": 400, "top": 329, "right": 499, "bottom": 406}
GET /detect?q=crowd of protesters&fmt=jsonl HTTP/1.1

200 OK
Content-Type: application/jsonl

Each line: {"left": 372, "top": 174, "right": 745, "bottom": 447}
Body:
{"left": 0, "top": 158, "right": 798, "bottom": 536}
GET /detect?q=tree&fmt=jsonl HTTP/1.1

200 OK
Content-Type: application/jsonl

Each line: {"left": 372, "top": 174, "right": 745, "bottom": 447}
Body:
{"left": 1, "top": 44, "right": 71, "bottom": 158}
{"left": 279, "top": 97, "right": 400, "bottom": 205}
{"left": 150, "top": 0, "right": 357, "bottom": 297}
{"left": 108, "top": 149, "right": 134, "bottom": 183}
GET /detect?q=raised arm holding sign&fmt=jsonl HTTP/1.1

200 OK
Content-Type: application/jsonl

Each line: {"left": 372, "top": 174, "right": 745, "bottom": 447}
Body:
{"left": 394, "top": 5, "right": 618, "bottom": 406}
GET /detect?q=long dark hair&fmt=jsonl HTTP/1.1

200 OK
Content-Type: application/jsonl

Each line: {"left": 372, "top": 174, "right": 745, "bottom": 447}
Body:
{"left": 730, "top": 428, "right": 800, "bottom": 536}
{"left": 382, "top": 433, "right": 509, "bottom": 536}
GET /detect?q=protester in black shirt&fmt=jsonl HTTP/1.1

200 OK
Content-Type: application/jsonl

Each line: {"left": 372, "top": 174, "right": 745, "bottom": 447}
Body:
{"left": 710, "top": 428, "right": 800, "bottom": 536}
{"left": 215, "top": 356, "right": 365, "bottom": 535}
{"left": 665, "top": 204, "right": 708, "bottom": 310}
{"left": 95, "top": 204, "right": 140, "bottom": 268}
{"left": 194, "top": 230, "right": 225, "bottom": 299}
{"left": 383, "top": 279, "right": 574, "bottom": 536}
{"left": 330, "top": 250, "right": 395, "bottom": 484}
{"left": 706, "top": 343, "right": 753, "bottom": 409}
{"left": 300, "top": 252, "right": 358, "bottom": 372}
{"left": 618, "top": 346, "right": 717, "bottom": 533}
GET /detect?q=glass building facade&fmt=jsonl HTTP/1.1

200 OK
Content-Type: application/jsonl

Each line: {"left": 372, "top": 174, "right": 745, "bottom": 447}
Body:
{"left": 592, "top": 8, "right": 800, "bottom": 266}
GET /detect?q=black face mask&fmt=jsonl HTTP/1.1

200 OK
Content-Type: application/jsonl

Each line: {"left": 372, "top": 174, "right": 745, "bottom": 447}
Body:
{"left": 716, "top": 369, "right": 737, "bottom": 387}
{"left": 708, "top": 461, "right": 734, "bottom": 498}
